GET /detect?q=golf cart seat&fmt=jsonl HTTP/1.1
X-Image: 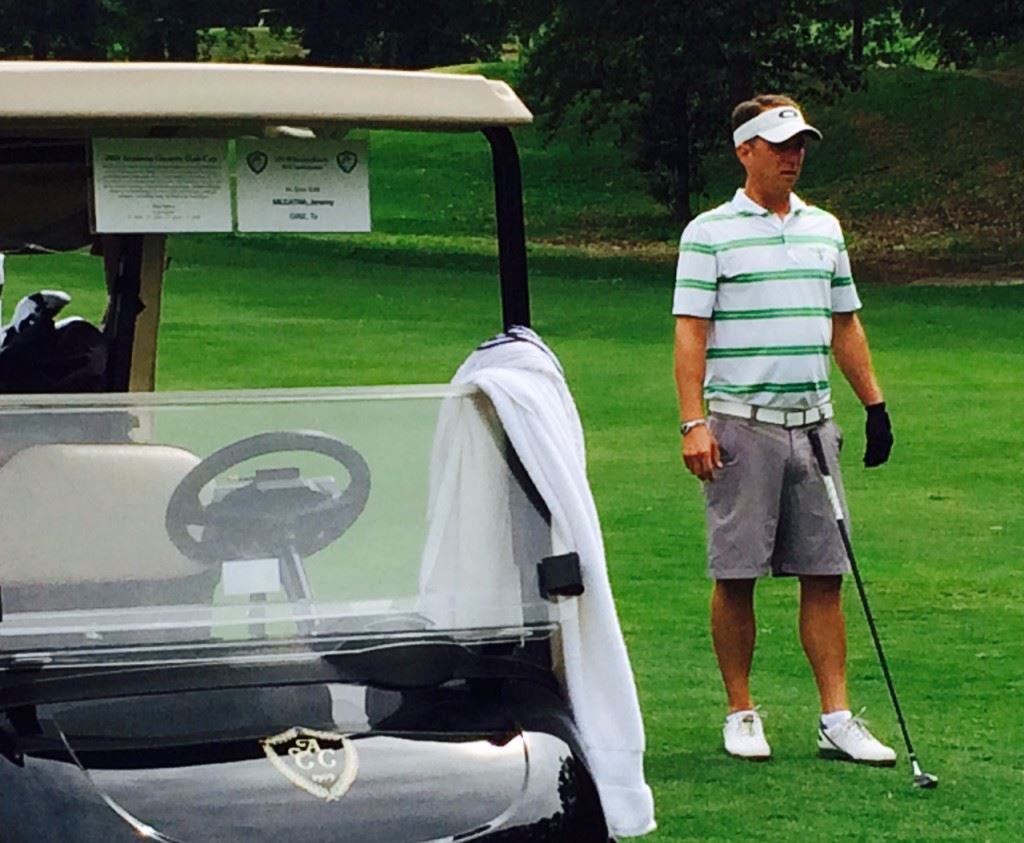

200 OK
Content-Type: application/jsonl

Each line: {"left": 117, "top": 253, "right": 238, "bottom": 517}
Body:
{"left": 0, "top": 442, "right": 205, "bottom": 587}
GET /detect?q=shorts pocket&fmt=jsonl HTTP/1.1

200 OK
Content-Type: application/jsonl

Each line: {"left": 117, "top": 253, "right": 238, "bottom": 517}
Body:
{"left": 831, "top": 421, "right": 844, "bottom": 453}
{"left": 710, "top": 417, "right": 740, "bottom": 467}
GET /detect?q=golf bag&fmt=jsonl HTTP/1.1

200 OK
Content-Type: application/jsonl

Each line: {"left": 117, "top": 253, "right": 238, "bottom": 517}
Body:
{"left": 0, "top": 290, "right": 108, "bottom": 394}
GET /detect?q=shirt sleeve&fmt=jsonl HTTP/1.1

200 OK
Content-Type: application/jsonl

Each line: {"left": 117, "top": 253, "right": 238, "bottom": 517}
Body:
{"left": 830, "top": 222, "right": 863, "bottom": 313}
{"left": 672, "top": 220, "right": 717, "bottom": 318}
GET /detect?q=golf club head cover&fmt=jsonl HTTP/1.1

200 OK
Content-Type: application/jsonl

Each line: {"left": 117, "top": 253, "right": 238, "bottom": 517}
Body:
{"left": 864, "top": 402, "right": 893, "bottom": 467}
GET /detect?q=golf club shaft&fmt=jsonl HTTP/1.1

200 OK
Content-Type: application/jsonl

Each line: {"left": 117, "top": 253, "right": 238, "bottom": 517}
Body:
{"left": 806, "top": 427, "right": 922, "bottom": 768}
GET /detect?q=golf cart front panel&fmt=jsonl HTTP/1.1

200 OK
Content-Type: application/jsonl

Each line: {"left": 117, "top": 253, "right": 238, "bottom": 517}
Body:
{"left": 0, "top": 385, "right": 562, "bottom": 649}
{"left": 0, "top": 385, "right": 606, "bottom": 840}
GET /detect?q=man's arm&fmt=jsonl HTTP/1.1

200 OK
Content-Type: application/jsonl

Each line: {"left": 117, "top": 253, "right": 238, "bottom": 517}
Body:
{"left": 832, "top": 311, "right": 893, "bottom": 466}
{"left": 832, "top": 312, "right": 883, "bottom": 405}
{"left": 675, "top": 315, "right": 721, "bottom": 481}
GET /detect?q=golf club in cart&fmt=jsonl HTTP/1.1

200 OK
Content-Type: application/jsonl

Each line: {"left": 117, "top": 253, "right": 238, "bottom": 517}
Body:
{"left": 806, "top": 426, "right": 938, "bottom": 790}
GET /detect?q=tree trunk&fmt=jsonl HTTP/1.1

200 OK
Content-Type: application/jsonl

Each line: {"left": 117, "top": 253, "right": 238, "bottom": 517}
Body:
{"left": 674, "top": 94, "right": 693, "bottom": 224}
{"left": 727, "top": 57, "right": 755, "bottom": 108}
{"left": 852, "top": 0, "right": 864, "bottom": 63}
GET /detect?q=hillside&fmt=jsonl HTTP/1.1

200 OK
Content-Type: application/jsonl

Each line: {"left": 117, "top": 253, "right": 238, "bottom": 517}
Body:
{"left": 427, "top": 58, "right": 1024, "bottom": 284}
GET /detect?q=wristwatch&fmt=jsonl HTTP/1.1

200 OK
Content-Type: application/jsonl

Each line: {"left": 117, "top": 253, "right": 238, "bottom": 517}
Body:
{"left": 680, "top": 418, "right": 707, "bottom": 436}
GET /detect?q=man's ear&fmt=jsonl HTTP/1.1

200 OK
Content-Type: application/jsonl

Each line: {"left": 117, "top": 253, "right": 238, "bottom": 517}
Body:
{"left": 735, "top": 141, "right": 752, "bottom": 168}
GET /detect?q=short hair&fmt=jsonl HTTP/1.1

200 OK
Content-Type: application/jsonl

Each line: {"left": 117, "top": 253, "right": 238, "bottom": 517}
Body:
{"left": 731, "top": 94, "right": 802, "bottom": 132}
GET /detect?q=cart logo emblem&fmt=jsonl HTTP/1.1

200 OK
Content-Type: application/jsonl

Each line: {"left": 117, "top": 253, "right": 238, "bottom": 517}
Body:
{"left": 261, "top": 727, "right": 359, "bottom": 801}
{"left": 336, "top": 151, "right": 358, "bottom": 173}
{"left": 246, "top": 151, "right": 269, "bottom": 175}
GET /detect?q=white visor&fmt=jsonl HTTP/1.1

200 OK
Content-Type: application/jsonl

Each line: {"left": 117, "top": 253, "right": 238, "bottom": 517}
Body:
{"left": 733, "top": 106, "right": 822, "bottom": 147}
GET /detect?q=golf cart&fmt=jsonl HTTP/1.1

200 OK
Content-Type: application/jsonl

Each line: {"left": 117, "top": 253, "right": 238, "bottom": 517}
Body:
{"left": 0, "top": 63, "right": 652, "bottom": 841}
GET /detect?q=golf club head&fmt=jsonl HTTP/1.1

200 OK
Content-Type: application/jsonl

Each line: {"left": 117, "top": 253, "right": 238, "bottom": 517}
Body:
{"left": 913, "top": 772, "right": 939, "bottom": 789}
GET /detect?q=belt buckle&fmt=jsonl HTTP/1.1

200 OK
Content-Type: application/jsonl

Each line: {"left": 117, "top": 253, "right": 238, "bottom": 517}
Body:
{"left": 784, "top": 410, "right": 802, "bottom": 428}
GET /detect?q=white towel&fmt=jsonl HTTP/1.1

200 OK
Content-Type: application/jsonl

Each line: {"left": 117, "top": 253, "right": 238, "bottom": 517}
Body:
{"left": 428, "top": 326, "right": 656, "bottom": 838}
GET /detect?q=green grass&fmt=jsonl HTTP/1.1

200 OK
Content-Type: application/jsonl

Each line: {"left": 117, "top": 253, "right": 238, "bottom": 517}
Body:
{"left": 3, "top": 53, "right": 1024, "bottom": 842}
{"left": 5, "top": 239, "right": 1023, "bottom": 841}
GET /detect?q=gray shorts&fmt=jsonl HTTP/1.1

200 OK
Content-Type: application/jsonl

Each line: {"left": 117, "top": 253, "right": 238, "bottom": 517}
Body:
{"left": 704, "top": 415, "right": 851, "bottom": 579}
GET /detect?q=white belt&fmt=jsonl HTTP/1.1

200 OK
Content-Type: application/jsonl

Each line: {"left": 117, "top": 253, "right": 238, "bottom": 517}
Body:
{"left": 708, "top": 399, "right": 834, "bottom": 428}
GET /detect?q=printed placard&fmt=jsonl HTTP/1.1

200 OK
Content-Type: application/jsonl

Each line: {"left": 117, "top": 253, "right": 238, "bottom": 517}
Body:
{"left": 92, "top": 139, "right": 232, "bottom": 232}
{"left": 236, "top": 139, "right": 370, "bottom": 232}
{"left": 222, "top": 558, "right": 282, "bottom": 596}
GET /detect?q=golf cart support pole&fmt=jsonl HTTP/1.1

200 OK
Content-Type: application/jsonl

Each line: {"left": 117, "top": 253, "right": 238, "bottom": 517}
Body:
{"left": 806, "top": 426, "right": 938, "bottom": 789}
{"left": 483, "top": 127, "right": 531, "bottom": 331}
{"left": 103, "top": 234, "right": 145, "bottom": 392}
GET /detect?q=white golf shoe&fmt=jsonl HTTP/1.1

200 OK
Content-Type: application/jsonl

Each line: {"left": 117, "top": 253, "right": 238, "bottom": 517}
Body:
{"left": 723, "top": 709, "right": 771, "bottom": 761}
{"left": 818, "top": 713, "right": 897, "bottom": 766}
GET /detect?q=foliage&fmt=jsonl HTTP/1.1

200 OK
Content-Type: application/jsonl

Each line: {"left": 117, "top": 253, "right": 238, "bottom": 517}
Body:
{"left": 520, "top": 0, "right": 866, "bottom": 223}
{"left": 0, "top": 0, "right": 106, "bottom": 59}
{"left": 264, "top": 0, "right": 512, "bottom": 68}
{"left": 0, "top": 0, "right": 264, "bottom": 60}
{"left": 902, "top": 0, "right": 1024, "bottom": 66}
{"left": 0, "top": 0, "right": 512, "bottom": 66}
{"left": 197, "top": 25, "right": 308, "bottom": 64}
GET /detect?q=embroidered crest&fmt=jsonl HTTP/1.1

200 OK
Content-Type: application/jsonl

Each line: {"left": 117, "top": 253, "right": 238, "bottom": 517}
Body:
{"left": 261, "top": 727, "right": 359, "bottom": 801}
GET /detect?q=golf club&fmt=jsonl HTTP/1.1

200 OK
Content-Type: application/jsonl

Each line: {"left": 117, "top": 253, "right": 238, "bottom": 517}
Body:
{"left": 806, "top": 426, "right": 938, "bottom": 789}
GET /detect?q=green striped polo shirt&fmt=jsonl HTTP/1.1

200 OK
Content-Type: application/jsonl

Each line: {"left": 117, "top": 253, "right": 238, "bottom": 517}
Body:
{"left": 672, "top": 189, "right": 862, "bottom": 410}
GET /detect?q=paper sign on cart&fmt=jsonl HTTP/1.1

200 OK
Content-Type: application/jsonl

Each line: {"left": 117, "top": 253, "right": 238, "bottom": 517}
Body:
{"left": 92, "top": 139, "right": 232, "bottom": 232}
{"left": 235, "top": 139, "right": 370, "bottom": 232}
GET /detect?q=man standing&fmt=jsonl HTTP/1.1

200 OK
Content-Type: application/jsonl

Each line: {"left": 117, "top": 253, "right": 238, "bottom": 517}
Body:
{"left": 672, "top": 95, "right": 896, "bottom": 763}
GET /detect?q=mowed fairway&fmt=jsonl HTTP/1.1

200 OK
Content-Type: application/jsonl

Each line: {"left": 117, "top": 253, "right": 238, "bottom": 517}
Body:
{"left": 4, "top": 58, "right": 1023, "bottom": 839}
{"left": 7, "top": 236, "right": 1022, "bottom": 841}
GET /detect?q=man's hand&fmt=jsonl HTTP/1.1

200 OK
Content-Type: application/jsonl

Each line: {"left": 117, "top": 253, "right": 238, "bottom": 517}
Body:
{"left": 864, "top": 402, "right": 893, "bottom": 467}
{"left": 682, "top": 424, "right": 722, "bottom": 481}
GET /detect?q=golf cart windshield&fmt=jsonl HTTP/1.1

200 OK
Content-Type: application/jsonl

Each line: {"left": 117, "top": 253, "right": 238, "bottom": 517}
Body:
{"left": 0, "top": 385, "right": 561, "bottom": 670}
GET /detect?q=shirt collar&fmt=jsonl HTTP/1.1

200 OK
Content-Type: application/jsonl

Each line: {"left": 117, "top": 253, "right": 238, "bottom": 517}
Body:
{"left": 730, "top": 188, "right": 807, "bottom": 217}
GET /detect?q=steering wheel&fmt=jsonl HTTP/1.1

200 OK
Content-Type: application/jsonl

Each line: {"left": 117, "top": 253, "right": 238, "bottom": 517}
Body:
{"left": 166, "top": 430, "right": 371, "bottom": 564}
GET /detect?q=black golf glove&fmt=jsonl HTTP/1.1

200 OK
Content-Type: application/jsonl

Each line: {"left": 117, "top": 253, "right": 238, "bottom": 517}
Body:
{"left": 864, "top": 402, "right": 893, "bottom": 467}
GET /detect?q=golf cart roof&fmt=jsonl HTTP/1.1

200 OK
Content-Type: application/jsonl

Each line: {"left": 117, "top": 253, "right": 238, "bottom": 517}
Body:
{"left": 0, "top": 61, "right": 532, "bottom": 137}
{"left": 0, "top": 62, "right": 532, "bottom": 136}
{"left": 0, "top": 61, "right": 533, "bottom": 392}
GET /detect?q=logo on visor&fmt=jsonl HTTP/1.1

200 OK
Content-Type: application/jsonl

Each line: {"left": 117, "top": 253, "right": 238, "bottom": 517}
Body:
{"left": 778, "top": 109, "right": 799, "bottom": 119}
{"left": 261, "top": 727, "right": 359, "bottom": 801}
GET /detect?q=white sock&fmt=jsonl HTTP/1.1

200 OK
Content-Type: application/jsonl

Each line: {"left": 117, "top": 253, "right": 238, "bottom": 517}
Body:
{"left": 727, "top": 709, "right": 757, "bottom": 723}
{"left": 821, "top": 709, "right": 852, "bottom": 729}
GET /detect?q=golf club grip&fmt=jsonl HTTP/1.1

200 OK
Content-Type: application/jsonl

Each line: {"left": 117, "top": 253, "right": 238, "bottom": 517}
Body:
{"left": 807, "top": 427, "right": 845, "bottom": 521}
{"left": 806, "top": 426, "right": 830, "bottom": 475}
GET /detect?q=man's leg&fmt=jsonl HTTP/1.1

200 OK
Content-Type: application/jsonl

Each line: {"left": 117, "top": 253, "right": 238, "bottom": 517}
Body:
{"left": 801, "top": 574, "right": 897, "bottom": 763}
{"left": 711, "top": 578, "right": 757, "bottom": 712}
{"left": 798, "top": 574, "right": 849, "bottom": 713}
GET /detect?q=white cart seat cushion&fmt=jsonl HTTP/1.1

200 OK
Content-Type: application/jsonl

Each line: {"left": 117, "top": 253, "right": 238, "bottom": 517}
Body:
{"left": 0, "top": 443, "right": 206, "bottom": 585}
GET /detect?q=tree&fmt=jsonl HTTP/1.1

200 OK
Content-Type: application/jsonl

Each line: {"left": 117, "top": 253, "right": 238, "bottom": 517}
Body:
{"left": 0, "top": 0, "right": 107, "bottom": 59}
{"left": 520, "top": 0, "right": 865, "bottom": 222}
{"left": 902, "top": 0, "right": 1024, "bottom": 66}
{"left": 0, "top": 0, "right": 515, "bottom": 67}
{"left": 274, "top": 0, "right": 512, "bottom": 68}
{"left": 0, "top": 0, "right": 263, "bottom": 61}
{"left": 110, "top": 0, "right": 262, "bottom": 60}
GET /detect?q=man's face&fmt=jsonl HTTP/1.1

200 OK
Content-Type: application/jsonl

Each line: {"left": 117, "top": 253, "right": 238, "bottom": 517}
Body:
{"left": 738, "top": 134, "right": 807, "bottom": 192}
